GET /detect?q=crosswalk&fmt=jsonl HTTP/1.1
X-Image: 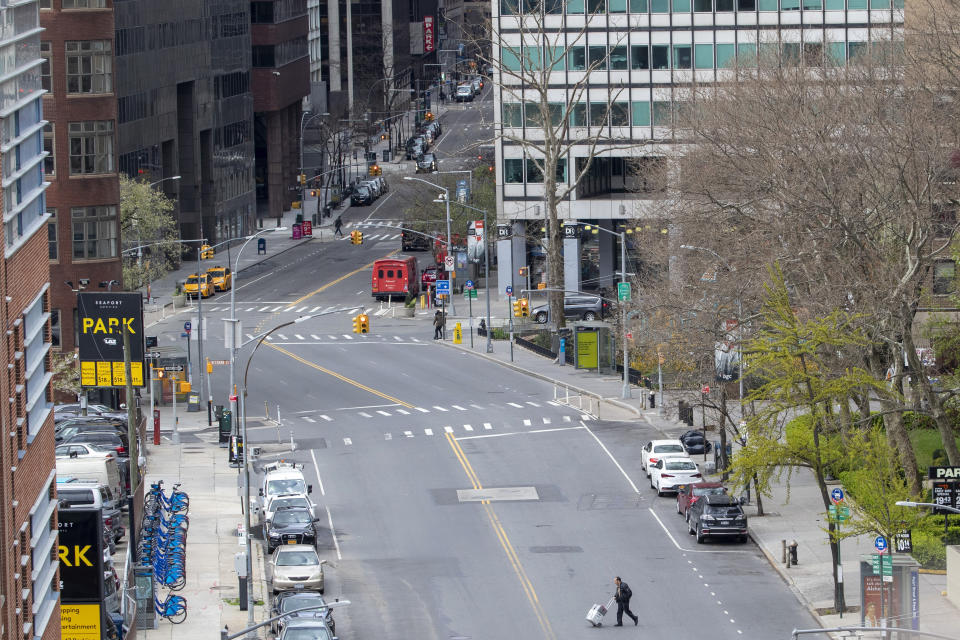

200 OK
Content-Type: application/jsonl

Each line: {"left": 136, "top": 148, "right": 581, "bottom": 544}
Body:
{"left": 292, "top": 400, "right": 592, "bottom": 423}
{"left": 342, "top": 219, "right": 403, "bottom": 243}
{"left": 198, "top": 305, "right": 375, "bottom": 315}
{"left": 241, "top": 333, "right": 421, "bottom": 344}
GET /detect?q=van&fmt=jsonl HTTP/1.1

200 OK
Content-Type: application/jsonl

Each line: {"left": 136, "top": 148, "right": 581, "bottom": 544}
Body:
{"left": 57, "top": 479, "right": 125, "bottom": 544}
{"left": 372, "top": 256, "right": 420, "bottom": 301}
{"left": 57, "top": 456, "right": 123, "bottom": 506}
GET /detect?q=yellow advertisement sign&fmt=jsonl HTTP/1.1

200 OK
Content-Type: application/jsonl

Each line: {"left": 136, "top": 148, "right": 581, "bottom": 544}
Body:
{"left": 61, "top": 603, "right": 100, "bottom": 640}
{"left": 577, "top": 331, "right": 599, "bottom": 369}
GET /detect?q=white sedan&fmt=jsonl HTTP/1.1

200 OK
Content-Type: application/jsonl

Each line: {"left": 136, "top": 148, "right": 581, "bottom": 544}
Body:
{"left": 641, "top": 439, "right": 688, "bottom": 477}
{"left": 650, "top": 458, "right": 703, "bottom": 496}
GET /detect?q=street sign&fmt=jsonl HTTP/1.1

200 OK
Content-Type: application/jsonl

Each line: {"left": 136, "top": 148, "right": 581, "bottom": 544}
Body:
{"left": 929, "top": 465, "right": 960, "bottom": 480}
{"left": 701, "top": 385, "right": 710, "bottom": 394}
{"left": 162, "top": 366, "right": 185, "bottom": 372}
{"left": 464, "top": 289, "right": 477, "bottom": 299}
{"left": 505, "top": 285, "right": 513, "bottom": 295}
{"left": 145, "top": 352, "right": 161, "bottom": 360}
{"left": 436, "top": 279, "right": 451, "bottom": 295}
{"left": 626, "top": 332, "right": 633, "bottom": 340}
{"left": 895, "top": 530, "right": 913, "bottom": 553}
{"left": 828, "top": 505, "right": 850, "bottom": 521}
{"left": 184, "top": 321, "right": 192, "bottom": 333}
{"left": 465, "top": 280, "right": 474, "bottom": 289}
{"left": 874, "top": 536, "right": 888, "bottom": 553}
{"left": 830, "top": 487, "right": 845, "bottom": 504}
{"left": 210, "top": 360, "right": 229, "bottom": 365}
{"left": 444, "top": 256, "right": 455, "bottom": 271}
{"left": 229, "top": 394, "right": 238, "bottom": 402}
{"left": 872, "top": 553, "right": 893, "bottom": 576}
{"left": 617, "top": 281, "right": 631, "bottom": 301}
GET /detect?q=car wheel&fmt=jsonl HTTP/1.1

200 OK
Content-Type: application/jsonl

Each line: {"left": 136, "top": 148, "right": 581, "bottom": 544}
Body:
{"left": 688, "top": 519, "right": 695, "bottom": 535}
{"left": 535, "top": 311, "right": 548, "bottom": 324}
{"left": 656, "top": 482, "right": 663, "bottom": 498}
{"left": 583, "top": 311, "right": 597, "bottom": 321}
{"left": 685, "top": 509, "right": 690, "bottom": 523}
{"left": 676, "top": 500, "right": 682, "bottom": 514}
{"left": 696, "top": 525, "right": 705, "bottom": 544}
{"left": 739, "top": 535, "right": 748, "bottom": 544}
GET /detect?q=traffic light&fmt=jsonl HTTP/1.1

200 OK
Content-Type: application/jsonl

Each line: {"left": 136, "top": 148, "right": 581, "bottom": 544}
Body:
{"left": 513, "top": 300, "right": 522, "bottom": 317}
{"left": 299, "top": 173, "right": 306, "bottom": 185}
{"left": 352, "top": 315, "right": 361, "bottom": 333}
{"left": 368, "top": 164, "right": 381, "bottom": 176}
{"left": 350, "top": 230, "right": 363, "bottom": 245}
{"left": 424, "top": 112, "right": 434, "bottom": 122}
{"left": 309, "top": 189, "right": 318, "bottom": 197}
{"left": 518, "top": 266, "right": 528, "bottom": 277}
{"left": 358, "top": 314, "right": 369, "bottom": 334}
{"left": 520, "top": 298, "right": 529, "bottom": 317}
{"left": 200, "top": 244, "right": 214, "bottom": 259}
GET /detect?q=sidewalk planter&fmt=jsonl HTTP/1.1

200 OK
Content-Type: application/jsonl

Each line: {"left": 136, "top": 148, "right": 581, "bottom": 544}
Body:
{"left": 171, "top": 292, "right": 186, "bottom": 308}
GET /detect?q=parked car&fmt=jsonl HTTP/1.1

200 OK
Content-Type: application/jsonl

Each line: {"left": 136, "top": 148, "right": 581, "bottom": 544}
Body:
{"left": 56, "top": 416, "right": 127, "bottom": 434}
{"left": 57, "top": 454, "right": 124, "bottom": 507}
{"left": 649, "top": 457, "right": 702, "bottom": 496}
{"left": 55, "top": 442, "right": 115, "bottom": 458}
{"left": 268, "top": 544, "right": 326, "bottom": 594}
{"left": 640, "top": 439, "right": 687, "bottom": 476}
{"left": 350, "top": 184, "right": 373, "bottom": 206}
{"left": 55, "top": 403, "right": 126, "bottom": 423}
{"left": 416, "top": 153, "right": 438, "bottom": 173}
{"left": 259, "top": 462, "right": 312, "bottom": 508}
{"left": 361, "top": 179, "right": 381, "bottom": 198}
{"left": 372, "top": 176, "right": 388, "bottom": 194}
{"left": 278, "top": 618, "right": 334, "bottom": 640}
{"left": 471, "top": 76, "right": 483, "bottom": 95}
{"left": 531, "top": 295, "right": 607, "bottom": 324}
{"left": 260, "top": 494, "right": 316, "bottom": 524}
{"left": 206, "top": 266, "right": 232, "bottom": 291}
{"left": 57, "top": 479, "right": 125, "bottom": 544}
{"left": 687, "top": 494, "right": 749, "bottom": 543}
{"left": 272, "top": 591, "right": 335, "bottom": 636}
{"left": 421, "top": 265, "right": 441, "bottom": 288}
{"left": 455, "top": 85, "right": 474, "bottom": 102}
{"left": 679, "top": 431, "right": 712, "bottom": 456}
{"left": 56, "top": 420, "right": 127, "bottom": 441}
{"left": 676, "top": 482, "right": 727, "bottom": 520}
{"left": 265, "top": 506, "right": 320, "bottom": 553}
{"left": 60, "top": 431, "right": 130, "bottom": 458}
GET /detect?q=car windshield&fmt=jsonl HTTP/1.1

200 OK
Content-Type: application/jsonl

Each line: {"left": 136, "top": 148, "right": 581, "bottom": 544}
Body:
{"left": 706, "top": 505, "right": 743, "bottom": 517}
{"left": 665, "top": 460, "right": 698, "bottom": 471}
{"left": 186, "top": 276, "right": 199, "bottom": 285}
{"left": 654, "top": 444, "right": 685, "bottom": 453}
{"left": 275, "top": 550, "right": 319, "bottom": 567}
{"left": 282, "top": 627, "right": 331, "bottom": 640}
{"left": 355, "top": 186, "right": 369, "bottom": 195}
{"left": 58, "top": 489, "right": 95, "bottom": 506}
{"left": 694, "top": 487, "right": 725, "bottom": 497}
{"left": 281, "top": 595, "right": 326, "bottom": 613}
{"left": 272, "top": 497, "right": 308, "bottom": 511}
{"left": 210, "top": 270, "right": 224, "bottom": 276}
{"left": 267, "top": 479, "right": 307, "bottom": 495}
{"left": 274, "top": 510, "right": 312, "bottom": 526}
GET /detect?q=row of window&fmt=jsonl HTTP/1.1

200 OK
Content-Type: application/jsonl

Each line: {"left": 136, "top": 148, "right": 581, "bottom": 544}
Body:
{"left": 40, "top": 41, "right": 113, "bottom": 95}
{"left": 115, "top": 19, "right": 210, "bottom": 57}
{"left": 503, "top": 39, "right": 889, "bottom": 73}
{"left": 40, "top": 0, "right": 108, "bottom": 8}
{"left": 41, "top": 120, "right": 115, "bottom": 177}
{"left": 501, "top": 0, "right": 903, "bottom": 14}
{"left": 504, "top": 99, "right": 703, "bottom": 129}
{"left": 47, "top": 205, "right": 117, "bottom": 261}
{"left": 251, "top": 37, "right": 309, "bottom": 68}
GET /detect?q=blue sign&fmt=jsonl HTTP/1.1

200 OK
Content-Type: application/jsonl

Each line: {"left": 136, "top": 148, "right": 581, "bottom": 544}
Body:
{"left": 456, "top": 179, "right": 470, "bottom": 204}
{"left": 830, "top": 488, "right": 845, "bottom": 504}
{"left": 184, "top": 321, "right": 192, "bottom": 333}
{"left": 874, "top": 536, "right": 888, "bottom": 552}
{"left": 465, "top": 280, "right": 474, "bottom": 289}
{"left": 436, "top": 279, "right": 451, "bottom": 294}
{"left": 505, "top": 285, "right": 513, "bottom": 295}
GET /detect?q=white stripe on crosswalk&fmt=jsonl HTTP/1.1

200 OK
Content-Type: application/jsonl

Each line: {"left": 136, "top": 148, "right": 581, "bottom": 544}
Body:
{"left": 328, "top": 335, "right": 337, "bottom": 340}
{"left": 295, "top": 334, "right": 305, "bottom": 340}
{"left": 415, "top": 407, "right": 430, "bottom": 413}
{"left": 470, "top": 404, "right": 484, "bottom": 410}
{"left": 507, "top": 402, "right": 523, "bottom": 408}
{"left": 271, "top": 305, "right": 284, "bottom": 312}
{"left": 404, "top": 430, "right": 414, "bottom": 438}
{"left": 342, "top": 335, "right": 353, "bottom": 340}
{"left": 320, "top": 415, "right": 332, "bottom": 422}
{"left": 303, "top": 417, "right": 316, "bottom": 423}
{"left": 246, "top": 334, "right": 254, "bottom": 340}
{"left": 376, "top": 410, "right": 391, "bottom": 416}
{"left": 523, "top": 419, "right": 532, "bottom": 426}
{"left": 433, "top": 406, "right": 448, "bottom": 412}
{"left": 245, "top": 307, "right": 255, "bottom": 312}
{"left": 258, "top": 306, "right": 270, "bottom": 312}
{"left": 526, "top": 402, "right": 541, "bottom": 407}
{"left": 542, "top": 417, "right": 551, "bottom": 425}
{"left": 297, "top": 306, "right": 308, "bottom": 312}
{"left": 411, "top": 338, "right": 420, "bottom": 343}
{"left": 358, "top": 412, "right": 372, "bottom": 418}
{"left": 310, "top": 307, "right": 322, "bottom": 313}
{"left": 391, "top": 234, "right": 400, "bottom": 240}
{"left": 483, "top": 423, "right": 493, "bottom": 430}
{"left": 394, "top": 336, "right": 403, "bottom": 341}
{"left": 266, "top": 336, "right": 274, "bottom": 341}
{"left": 344, "top": 437, "right": 352, "bottom": 446}
{"left": 310, "top": 334, "right": 321, "bottom": 340}
{"left": 451, "top": 405, "right": 466, "bottom": 411}
{"left": 464, "top": 424, "right": 473, "bottom": 431}
{"left": 444, "top": 426, "right": 454, "bottom": 433}
{"left": 424, "top": 428, "right": 433, "bottom": 436}
{"left": 277, "top": 334, "right": 288, "bottom": 340}
{"left": 385, "top": 433, "right": 392, "bottom": 440}
{"left": 396, "top": 409, "right": 409, "bottom": 415}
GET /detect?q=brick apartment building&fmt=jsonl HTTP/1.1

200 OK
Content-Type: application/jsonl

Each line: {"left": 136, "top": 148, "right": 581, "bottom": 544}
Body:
{"left": 40, "top": 0, "right": 122, "bottom": 352}
{"left": 0, "top": 2, "right": 60, "bottom": 640}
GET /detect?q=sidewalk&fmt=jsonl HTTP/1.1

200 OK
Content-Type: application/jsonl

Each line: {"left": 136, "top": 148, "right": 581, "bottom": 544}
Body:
{"left": 443, "top": 332, "right": 960, "bottom": 638}
{"left": 139, "top": 406, "right": 270, "bottom": 639}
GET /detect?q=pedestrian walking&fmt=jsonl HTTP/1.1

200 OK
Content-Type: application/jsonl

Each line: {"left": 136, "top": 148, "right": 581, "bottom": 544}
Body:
{"left": 334, "top": 216, "right": 343, "bottom": 237}
{"left": 613, "top": 577, "right": 638, "bottom": 626}
{"left": 433, "top": 310, "right": 444, "bottom": 340}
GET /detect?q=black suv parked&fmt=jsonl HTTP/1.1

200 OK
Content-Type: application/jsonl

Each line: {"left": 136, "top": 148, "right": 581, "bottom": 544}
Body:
{"left": 265, "top": 506, "right": 320, "bottom": 553}
{"left": 687, "top": 494, "right": 748, "bottom": 544}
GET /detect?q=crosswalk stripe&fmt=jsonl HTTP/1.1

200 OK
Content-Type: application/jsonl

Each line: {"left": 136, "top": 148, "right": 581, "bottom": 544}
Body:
{"left": 310, "top": 306, "right": 322, "bottom": 313}
{"left": 297, "top": 306, "right": 308, "bottom": 312}
{"left": 470, "top": 404, "right": 484, "bottom": 410}
{"left": 358, "top": 412, "right": 372, "bottom": 418}
{"left": 483, "top": 422, "right": 493, "bottom": 430}
{"left": 548, "top": 401, "right": 561, "bottom": 407}
{"left": 433, "top": 406, "right": 448, "bottom": 412}
{"left": 295, "top": 334, "right": 305, "bottom": 340}
{"left": 563, "top": 415, "right": 572, "bottom": 423}
{"left": 376, "top": 410, "right": 391, "bottom": 416}
{"left": 415, "top": 407, "right": 430, "bottom": 413}
{"left": 464, "top": 424, "right": 474, "bottom": 431}
{"left": 246, "top": 334, "right": 254, "bottom": 340}
{"left": 411, "top": 338, "right": 420, "bottom": 342}
{"left": 271, "top": 305, "right": 284, "bottom": 312}
{"left": 391, "top": 234, "right": 400, "bottom": 240}
{"left": 364, "top": 308, "right": 372, "bottom": 315}
{"left": 444, "top": 426, "right": 454, "bottom": 433}
{"left": 303, "top": 416, "right": 316, "bottom": 423}
{"left": 526, "top": 401, "right": 541, "bottom": 407}
{"left": 451, "top": 405, "right": 466, "bottom": 411}
{"left": 258, "top": 306, "right": 270, "bottom": 312}
{"left": 385, "top": 433, "right": 392, "bottom": 440}
{"left": 344, "top": 437, "right": 352, "bottom": 446}
{"left": 320, "top": 415, "right": 332, "bottom": 422}
{"left": 310, "top": 334, "right": 321, "bottom": 340}
{"left": 507, "top": 402, "right": 523, "bottom": 408}
{"left": 277, "top": 334, "right": 288, "bottom": 340}
{"left": 342, "top": 335, "right": 353, "bottom": 340}
{"left": 542, "top": 417, "right": 551, "bottom": 424}
{"left": 328, "top": 335, "right": 337, "bottom": 340}
{"left": 394, "top": 336, "right": 403, "bottom": 341}
{"left": 266, "top": 336, "right": 274, "bottom": 341}
{"left": 245, "top": 307, "right": 255, "bottom": 312}
{"left": 396, "top": 409, "right": 409, "bottom": 415}
{"left": 424, "top": 428, "right": 433, "bottom": 436}
{"left": 404, "top": 430, "right": 414, "bottom": 438}
{"left": 523, "top": 419, "right": 532, "bottom": 426}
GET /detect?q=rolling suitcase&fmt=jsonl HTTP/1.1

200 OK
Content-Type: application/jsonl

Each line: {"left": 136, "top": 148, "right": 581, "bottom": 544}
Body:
{"left": 586, "top": 597, "right": 616, "bottom": 627}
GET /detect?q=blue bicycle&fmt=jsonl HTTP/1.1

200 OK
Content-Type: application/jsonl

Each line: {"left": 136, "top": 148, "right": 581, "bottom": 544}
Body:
{"left": 155, "top": 593, "right": 187, "bottom": 624}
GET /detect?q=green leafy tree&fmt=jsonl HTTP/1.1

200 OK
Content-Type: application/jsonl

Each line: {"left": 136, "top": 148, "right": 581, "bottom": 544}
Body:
{"left": 50, "top": 351, "right": 81, "bottom": 397}
{"left": 120, "top": 175, "right": 182, "bottom": 290}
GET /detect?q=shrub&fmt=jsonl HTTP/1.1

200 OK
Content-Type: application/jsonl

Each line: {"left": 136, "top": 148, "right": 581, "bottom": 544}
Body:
{"left": 911, "top": 529, "right": 946, "bottom": 570}
{"left": 490, "top": 327, "right": 509, "bottom": 340}
{"left": 532, "top": 332, "right": 552, "bottom": 350}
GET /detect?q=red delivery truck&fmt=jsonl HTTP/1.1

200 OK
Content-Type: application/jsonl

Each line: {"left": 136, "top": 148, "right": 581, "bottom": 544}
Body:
{"left": 372, "top": 256, "right": 420, "bottom": 301}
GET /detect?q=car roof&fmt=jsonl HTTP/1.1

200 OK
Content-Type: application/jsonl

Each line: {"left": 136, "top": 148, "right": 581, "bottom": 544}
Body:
{"left": 663, "top": 457, "right": 697, "bottom": 465}
{"left": 704, "top": 494, "right": 739, "bottom": 506}
{"left": 651, "top": 439, "right": 684, "bottom": 446}
{"left": 274, "top": 544, "right": 318, "bottom": 553}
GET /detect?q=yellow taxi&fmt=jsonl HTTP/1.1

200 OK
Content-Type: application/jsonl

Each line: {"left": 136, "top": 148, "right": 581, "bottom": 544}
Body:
{"left": 206, "top": 266, "right": 232, "bottom": 292}
{"left": 183, "top": 273, "right": 214, "bottom": 299}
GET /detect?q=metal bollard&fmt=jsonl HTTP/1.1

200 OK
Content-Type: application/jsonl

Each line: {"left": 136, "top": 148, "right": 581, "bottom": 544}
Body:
{"left": 788, "top": 540, "right": 798, "bottom": 566}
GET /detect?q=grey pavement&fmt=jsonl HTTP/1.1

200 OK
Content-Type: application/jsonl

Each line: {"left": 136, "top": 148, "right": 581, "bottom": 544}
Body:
{"left": 442, "top": 330, "right": 960, "bottom": 638}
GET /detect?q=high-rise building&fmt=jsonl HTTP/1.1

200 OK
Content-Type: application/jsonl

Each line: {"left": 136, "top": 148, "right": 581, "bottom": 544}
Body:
{"left": 115, "top": 0, "right": 256, "bottom": 245}
{"left": 0, "top": 1, "right": 59, "bottom": 638}
{"left": 40, "top": 0, "right": 122, "bottom": 351}
{"left": 492, "top": 0, "right": 903, "bottom": 296}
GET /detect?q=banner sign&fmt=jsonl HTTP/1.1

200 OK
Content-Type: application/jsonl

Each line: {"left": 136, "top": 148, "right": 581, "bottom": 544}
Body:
{"left": 424, "top": 16, "right": 435, "bottom": 53}
{"left": 77, "top": 292, "right": 145, "bottom": 387}
{"left": 58, "top": 508, "right": 104, "bottom": 603}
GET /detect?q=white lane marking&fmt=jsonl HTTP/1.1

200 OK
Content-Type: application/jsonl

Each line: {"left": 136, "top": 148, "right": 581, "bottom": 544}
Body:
{"left": 548, "top": 401, "right": 561, "bottom": 407}
{"left": 526, "top": 401, "right": 541, "bottom": 407}
{"left": 464, "top": 424, "right": 474, "bottom": 431}
{"left": 415, "top": 407, "right": 430, "bottom": 413}
{"left": 507, "top": 402, "right": 523, "bottom": 408}
{"left": 295, "top": 334, "right": 305, "bottom": 340}
{"left": 424, "top": 428, "right": 433, "bottom": 436}
{"left": 320, "top": 415, "right": 332, "bottom": 422}
{"left": 297, "top": 306, "right": 308, "bottom": 312}
{"left": 581, "top": 420, "right": 640, "bottom": 493}
{"left": 310, "top": 451, "right": 344, "bottom": 561}
{"left": 483, "top": 422, "right": 493, "bottom": 430}
{"left": 470, "top": 404, "right": 484, "bottom": 410}
{"left": 358, "top": 412, "right": 373, "bottom": 418}
{"left": 342, "top": 335, "right": 354, "bottom": 340}
{"left": 343, "top": 437, "right": 352, "bottom": 445}
{"left": 542, "top": 417, "right": 551, "bottom": 424}
{"left": 523, "top": 419, "right": 532, "bottom": 426}
{"left": 457, "top": 426, "right": 585, "bottom": 440}
{"left": 396, "top": 409, "right": 410, "bottom": 415}
{"left": 385, "top": 433, "right": 392, "bottom": 440}
{"left": 563, "top": 415, "right": 572, "bottom": 423}
{"left": 444, "top": 426, "right": 454, "bottom": 433}
{"left": 311, "top": 334, "right": 321, "bottom": 340}
{"left": 404, "top": 430, "right": 414, "bottom": 438}
{"left": 310, "top": 306, "right": 322, "bottom": 312}
{"left": 266, "top": 336, "right": 274, "bottom": 341}
{"left": 246, "top": 333, "right": 254, "bottom": 340}
{"left": 271, "top": 305, "right": 285, "bottom": 312}
{"left": 303, "top": 417, "right": 316, "bottom": 423}
{"left": 309, "top": 449, "right": 327, "bottom": 496}
{"left": 411, "top": 338, "right": 420, "bottom": 343}
{"left": 328, "top": 335, "right": 338, "bottom": 340}
{"left": 433, "top": 406, "right": 448, "bottom": 412}
{"left": 376, "top": 410, "right": 391, "bottom": 416}
{"left": 394, "top": 336, "right": 403, "bottom": 341}
{"left": 277, "top": 334, "right": 288, "bottom": 340}
{"left": 451, "top": 405, "right": 467, "bottom": 411}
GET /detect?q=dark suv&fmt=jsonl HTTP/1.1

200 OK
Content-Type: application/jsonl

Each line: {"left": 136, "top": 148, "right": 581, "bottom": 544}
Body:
{"left": 265, "top": 506, "right": 320, "bottom": 553}
{"left": 531, "top": 295, "right": 607, "bottom": 324}
{"left": 687, "top": 494, "right": 748, "bottom": 543}
{"left": 350, "top": 184, "right": 373, "bottom": 206}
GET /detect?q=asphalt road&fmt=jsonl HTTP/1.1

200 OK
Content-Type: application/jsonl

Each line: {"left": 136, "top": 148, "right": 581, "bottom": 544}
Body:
{"left": 147, "top": 89, "right": 818, "bottom": 639}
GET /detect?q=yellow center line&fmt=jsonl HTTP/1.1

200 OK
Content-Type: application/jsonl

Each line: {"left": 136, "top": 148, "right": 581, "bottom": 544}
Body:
{"left": 266, "top": 343, "right": 415, "bottom": 409}
{"left": 285, "top": 249, "right": 399, "bottom": 310}
{"left": 445, "top": 433, "right": 556, "bottom": 640}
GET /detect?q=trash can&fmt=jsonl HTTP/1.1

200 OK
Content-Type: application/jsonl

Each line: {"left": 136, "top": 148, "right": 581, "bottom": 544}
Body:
{"left": 218, "top": 409, "right": 232, "bottom": 446}
{"left": 649, "top": 391, "right": 656, "bottom": 409}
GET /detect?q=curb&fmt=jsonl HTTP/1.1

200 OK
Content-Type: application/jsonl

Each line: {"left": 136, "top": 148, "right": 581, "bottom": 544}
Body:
{"left": 438, "top": 339, "right": 643, "bottom": 419}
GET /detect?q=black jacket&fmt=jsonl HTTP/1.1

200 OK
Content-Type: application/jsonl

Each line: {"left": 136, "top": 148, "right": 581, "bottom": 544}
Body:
{"left": 615, "top": 582, "right": 632, "bottom": 603}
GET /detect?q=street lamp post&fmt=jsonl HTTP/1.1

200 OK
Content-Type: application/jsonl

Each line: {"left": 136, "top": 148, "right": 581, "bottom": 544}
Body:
{"left": 449, "top": 200, "right": 493, "bottom": 354}
{"left": 584, "top": 224, "right": 632, "bottom": 400}
{"left": 404, "top": 176, "right": 455, "bottom": 313}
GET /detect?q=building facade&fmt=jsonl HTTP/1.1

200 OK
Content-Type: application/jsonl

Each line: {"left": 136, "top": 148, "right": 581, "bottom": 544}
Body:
{"left": 251, "top": 0, "right": 310, "bottom": 220}
{"left": 0, "top": 1, "right": 59, "bottom": 639}
{"left": 492, "top": 0, "right": 903, "bottom": 297}
{"left": 40, "top": 0, "right": 122, "bottom": 351}
{"left": 115, "top": 0, "right": 256, "bottom": 244}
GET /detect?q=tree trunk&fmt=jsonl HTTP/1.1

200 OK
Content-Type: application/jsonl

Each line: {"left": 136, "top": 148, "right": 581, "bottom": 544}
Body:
{"left": 544, "top": 181, "right": 565, "bottom": 329}
{"left": 752, "top": 473, "right": 764, "bottom": 516}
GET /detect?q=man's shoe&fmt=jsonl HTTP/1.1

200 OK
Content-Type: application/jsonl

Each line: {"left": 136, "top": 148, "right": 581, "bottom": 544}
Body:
{"left": 634, "top": 616, "right": 639, "bottom": 626}
{"left": 614, "top": 623, "right": 623, "bottom": 627}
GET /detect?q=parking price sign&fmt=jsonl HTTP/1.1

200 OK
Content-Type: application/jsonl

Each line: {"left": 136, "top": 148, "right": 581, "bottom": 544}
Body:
{"left": 436, "top": 280, "right": 451, "bottom": 295}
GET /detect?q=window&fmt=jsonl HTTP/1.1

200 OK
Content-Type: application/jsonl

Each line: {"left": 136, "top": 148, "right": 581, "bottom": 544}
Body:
{"left": 827, "top": 42, "right": 846, "bottom": 65}
{"left": 569, "top": 103, "right": 587, "bottom": 126}
{"left": 589, "top": 102, "right": 608, "bottom": 126}
{"left": 547, "top": 103, "right": 565, "bottom": 127}
{"left": 504, "top": 159, "right": 524, "bottom": 183}
{"left": 610, "top": 46, "right": 628, "bottom": 70}
{"left": 610, "top": 0, "right": 628, "bottom": 10}
{"left": 524, "top": 102, "right": 541, "bottom": 127}
{"left": 674, "top": 45, "right": 692, "bottom": 69}
{"left": 848, "top": 41, "right": 868, "bottom": 62}
{"left": 737, "top": 0, "right": 756, "bottom": 8}
{"left": 503, "top": 47, "right": 522, "bottom": 72}
{"left": 782, "top": 0, "right": 800, "bottom": 8}
{"left": 588, "top": 0, "right": 606, "bottom": 11}
{"left": 50, "top": 309, "right": 61, "bottom": 348}
{"left": 716, "top": 44, "right": 736, "bottom": 68}
{"left": 556, "top": 159, "right": 568, "bottom": 183}
{"left": 24, "top": 293, "right": 52, "bottom": 438}
{"left": 40, "top": 0, "right": 52, "bottom": 7}
{"left": 651, "top": 0, "right": 669, "bottom": 11}
{"left": 694, "top": 0, "right": 712, "bottom": 8}
{"left": 934, "top": 261, "right": 956, "bottom": 295}
{"left": 628, "top": 157, "right": 668, "bottom": 193}
{"left": 652, "top": 101, "right": 672, "bottom": 126}
{"left": 632, "top": 101, "right": 651, "bottom": 126}
{"left": 738, "top": 43, "right": 756, "bottom": 65}
{"left": 610, "top": 102, "right": 630, "bottom": 126}
{"left": 545, "top": 46, "right": 566, "bottom": 72}
{"left": 804, "top": 0, "right": 823, "bottom": 7}
{"left": 43, "top": 124, "right": 54, "bottom": 176}
{"left": 758, "top": 0, "right": 777, "bottom": 9}
{"left": 69, "top": 121, "right": 114, "bottom": 174}
{"left": 503, "top": 103, "right": 523, "bottom": 127}
{"left": 40, "top": 42, "right": 52, "bottom": 92}
{"left": 803, "top": 43, "right": 823, "bottom": 67}
{"left": 781, "top": 43, "right": 802, "bottom": 65}
{"left": 62, "top": 0, "right": 106, "bottom": 6}
{"left": 629, "top": 0, "right": 648, "bottom": 9}
{"left": 568, "top": 46, "right": 586, "bottom": 71}
{"left": 674, "top": 0, "right": 691, "bottom": 10}
{"left": 71, "top": 205, "right": 117, "bottom": 259}
{"left": 632, "top": 45, "right": 649, "bottom": 70}
{"left": 652, "top": 45, "right": 670, "bottom": 69}
{"left": 567, "top": 0, "right": 585, "bottom": 11}
{"left": 47, "top": 208, "right": 57, "bottom": 260}
{"left": 252, "top": 45, "right": 276, "bottom": 67}
{"left": 716, "top": 0, "right": 734, "bottom": 9}
{"left": 588, "top": 46, "right": 608, "bottom": 70}
{"left": 66, "top": 41, "right": 112, "bottom": 93}
{"left": 526, "top": 159, "right": 543, "bottom": 183}
{"left": 695, "top": 44, "right": 713, "bottom": 69}
{"left": 501, "top": 0, "right": 520, "bottom": 13}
